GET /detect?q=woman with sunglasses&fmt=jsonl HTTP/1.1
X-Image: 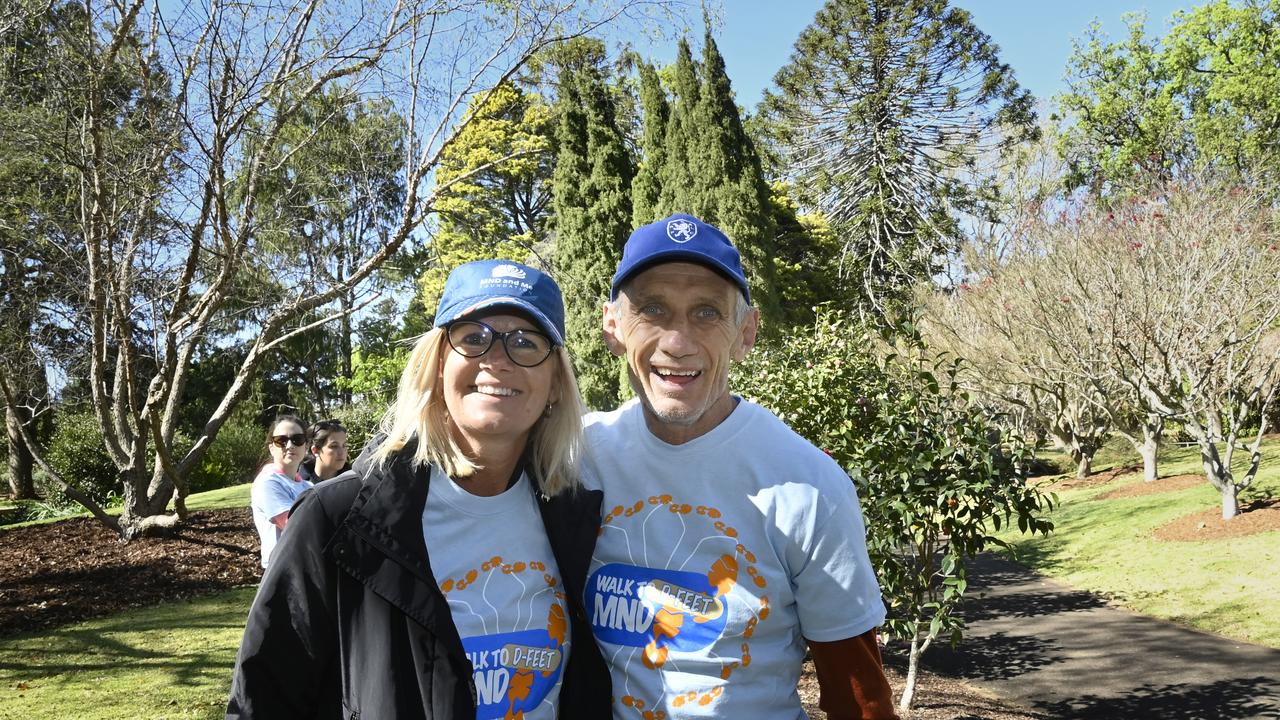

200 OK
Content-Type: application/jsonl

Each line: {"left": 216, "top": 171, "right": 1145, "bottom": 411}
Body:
{"left": 249, "top": 415, "right": 314, "bottom": 569}
{"left": 228, "top": 260, "right": 609, "bottom": 719}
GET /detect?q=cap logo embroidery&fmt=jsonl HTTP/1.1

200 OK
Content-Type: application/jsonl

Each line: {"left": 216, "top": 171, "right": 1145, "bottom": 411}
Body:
{"left": 666, "top": 218, "right": 698, "bottom": 244}
{"left": 491, "top": 264, "right": 527, "bottom": 279}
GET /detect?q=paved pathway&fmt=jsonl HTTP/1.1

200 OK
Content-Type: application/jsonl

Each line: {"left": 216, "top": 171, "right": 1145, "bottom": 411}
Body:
{"left": 922, "top": 554, "right": 1280, "bottom": 719}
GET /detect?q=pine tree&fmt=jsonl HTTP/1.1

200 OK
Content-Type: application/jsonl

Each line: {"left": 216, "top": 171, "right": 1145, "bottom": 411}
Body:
{"left": 630, "top": 59, "right": 669, "bottom": 226}
{"left": 551, "top": 40, "right": 634, "bottom": 410}
{"left": 763, "top": 0, "right": 1036, "bottom": 312}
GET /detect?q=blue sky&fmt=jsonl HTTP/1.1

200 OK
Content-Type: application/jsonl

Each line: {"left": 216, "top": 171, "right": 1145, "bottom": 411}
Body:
{"left": 638, "top": 0, "right": 1200, "bottom": 110}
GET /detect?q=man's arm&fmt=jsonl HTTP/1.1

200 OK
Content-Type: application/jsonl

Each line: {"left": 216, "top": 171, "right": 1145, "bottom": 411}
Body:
{"left": 806, "top": 629, "right": 900, "bottom": 720}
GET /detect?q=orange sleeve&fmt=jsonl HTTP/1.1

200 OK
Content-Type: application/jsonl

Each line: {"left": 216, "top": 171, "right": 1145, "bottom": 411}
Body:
{"left": 806, "top": 629, "right": 900, "bottom": 720}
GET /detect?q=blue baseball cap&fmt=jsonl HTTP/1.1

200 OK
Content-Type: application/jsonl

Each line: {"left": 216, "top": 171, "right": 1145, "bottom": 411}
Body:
{"left": 610, "top": 213, "right": 750, "bottom": 302}
{"left": 434, "top": 260, "right": 565, "bottom": 345}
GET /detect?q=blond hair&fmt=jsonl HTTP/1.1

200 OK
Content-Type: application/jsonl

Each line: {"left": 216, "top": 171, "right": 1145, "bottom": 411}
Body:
{"left": 372, "top": 328, "right": 584, "bottom": 496}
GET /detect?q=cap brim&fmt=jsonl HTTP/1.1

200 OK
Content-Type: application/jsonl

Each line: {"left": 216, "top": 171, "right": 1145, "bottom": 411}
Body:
{"left": 612, "top": 250, "right": 750, "bottom": 302}
{"left": 438, "top": 295, "right": 564, "bottom": 345}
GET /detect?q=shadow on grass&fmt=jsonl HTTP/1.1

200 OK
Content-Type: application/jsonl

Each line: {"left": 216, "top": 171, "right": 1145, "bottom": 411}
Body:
{"left": 1031, "top": 677, "right": 1280, "bottom": 719}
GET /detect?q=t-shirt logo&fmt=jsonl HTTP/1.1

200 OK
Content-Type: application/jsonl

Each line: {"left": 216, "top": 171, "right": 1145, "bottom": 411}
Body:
{"left": 463, "top": 625, "right": 565, "bottom": 718}
{"left": 666, "top": 218, "right": 698, "bottom": 243}
{"left": 588, "top": 563, "right": 731, "bottom": 666}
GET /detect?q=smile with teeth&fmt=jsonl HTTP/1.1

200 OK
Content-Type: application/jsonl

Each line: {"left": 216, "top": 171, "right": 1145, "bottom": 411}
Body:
{"left": 654, "top": 368, "right": 700, "bottom": 379}
{"left": 473, "top": 384, "right": 520, "bottom": 397}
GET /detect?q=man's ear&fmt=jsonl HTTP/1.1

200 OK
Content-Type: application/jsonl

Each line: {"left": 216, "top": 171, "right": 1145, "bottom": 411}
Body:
{"left": 733, "top": 307, "right": 760, "bottom": 362}
{"left": 602, "top": 300, "right": 625, "bottom": 356}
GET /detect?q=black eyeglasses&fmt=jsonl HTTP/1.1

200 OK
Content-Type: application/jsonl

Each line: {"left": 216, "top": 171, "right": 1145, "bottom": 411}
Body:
{"left": 446, "top": 320, "right": 555, "bottom": 368}
{"left": 271, "top": 433, "right": 308, "bottom": 448}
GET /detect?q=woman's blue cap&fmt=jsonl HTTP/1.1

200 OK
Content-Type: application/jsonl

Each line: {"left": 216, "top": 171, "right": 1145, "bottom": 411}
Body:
{"left": 610, "top": 213, "right": 750, "bottom": 303}
{"left": 434, "top": 260, "right": 565, "bottom": 345}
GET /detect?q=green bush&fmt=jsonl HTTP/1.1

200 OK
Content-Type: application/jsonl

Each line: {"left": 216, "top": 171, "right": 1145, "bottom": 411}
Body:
{"left": 186, "top": 408, "right": 267, "bottom": 493}
{"left": 44, "top": 410, "right": 118, "bottom": 504}
{"left": 732, "top": 310, "right": 1055, "bottom": 696}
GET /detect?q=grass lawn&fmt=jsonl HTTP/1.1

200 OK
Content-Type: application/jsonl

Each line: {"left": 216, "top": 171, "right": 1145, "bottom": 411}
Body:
{"left": 0, "top": 586, "right": 254, "bottom": 720}
{"left": 1001, "top": 435, "right": 1280, "bottom": 648}
{"left": 1, "top": 483, "right": 256, "bottom": 719}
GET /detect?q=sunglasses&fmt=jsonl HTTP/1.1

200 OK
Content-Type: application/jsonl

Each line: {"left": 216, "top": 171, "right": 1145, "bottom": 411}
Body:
{"left": 446, "top": 320, "right": 555, "bottom": 368}
{"left": 271, "top": 433, "right": 308, "bottom": 448}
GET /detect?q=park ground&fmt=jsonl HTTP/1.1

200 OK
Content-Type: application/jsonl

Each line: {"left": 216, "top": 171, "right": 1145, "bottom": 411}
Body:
{"left": 2, "top": 438, "right": 1278, "bottom": 718}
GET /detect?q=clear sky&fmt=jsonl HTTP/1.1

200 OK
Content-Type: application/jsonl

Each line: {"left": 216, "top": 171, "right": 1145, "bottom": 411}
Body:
{"left": 638, "top": 0, "right": 1200, "bottom": 110}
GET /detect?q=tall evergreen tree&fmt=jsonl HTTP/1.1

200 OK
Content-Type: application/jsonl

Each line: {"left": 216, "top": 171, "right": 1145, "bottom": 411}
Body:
{"left": 552, "top": 40, "right": 634, "bottom": 410}
{"left": 631, "top": 60, "right": 670, "bottom": 226}
{"left": 763, "top": 0, "right": 1036, "bottom": 313}
{"left": 693, "top": 29, "right": 782, "bottom": 326}
{"left": 656, "top": 39, "right": 704, "bottom": 216}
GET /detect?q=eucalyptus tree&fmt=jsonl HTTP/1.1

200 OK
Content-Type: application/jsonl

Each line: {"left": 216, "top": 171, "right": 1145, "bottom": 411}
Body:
{"left": 763, "top": 0, "right": 1036, "bottom": 311}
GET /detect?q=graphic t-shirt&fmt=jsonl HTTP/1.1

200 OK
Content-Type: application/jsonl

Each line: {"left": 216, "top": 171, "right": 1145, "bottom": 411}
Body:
{"left": 422, "top": 467, "right": 569, "bottom": 720}
{"left": 250, "top": 465, "right": 313, "bottom": 568}
{"left": 583, "top": 399, "right": 887, "bottom": 719}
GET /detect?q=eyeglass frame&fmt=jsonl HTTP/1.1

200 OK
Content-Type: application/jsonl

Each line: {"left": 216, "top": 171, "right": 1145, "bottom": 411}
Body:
{"left": 444, "top": 319, "right": 557, "bottom": 368}
{"left": 271, "top": 433, "right": 308, "bottom": 448}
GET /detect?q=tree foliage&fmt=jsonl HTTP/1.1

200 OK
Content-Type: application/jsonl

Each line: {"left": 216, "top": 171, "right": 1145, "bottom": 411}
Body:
{"left": 763, "top": 0, "right": 1036, "bottom": 311}
{"left": 1059, "top": 1, "right": 1280, "bottom": 193}
{"left": 0, "top": 0, "right": 670, "bottom": 540}
{"left": 733, "top": 312, "right": 1054, "bottom": 712}
{"left": 418, "top": 80, "right": 556, "bottom": 315}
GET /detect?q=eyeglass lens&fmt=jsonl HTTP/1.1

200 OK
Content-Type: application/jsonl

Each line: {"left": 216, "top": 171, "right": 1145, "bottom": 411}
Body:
{"left": 272, "top": 434, "right": 307, "bottom": 447}
{"left": 446, "top": 321, "right": 553, "bottom": 367}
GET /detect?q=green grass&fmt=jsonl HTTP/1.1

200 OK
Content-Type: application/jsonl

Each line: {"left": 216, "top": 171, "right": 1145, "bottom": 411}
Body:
{"left": 1003, "top": 435, "right": 1280, "bottom": 648}
{"left": 0, "top": 587, "right": 254, "bottom": 720}
{"left": 1, "top": 483, "right": 256, "bottom": 719}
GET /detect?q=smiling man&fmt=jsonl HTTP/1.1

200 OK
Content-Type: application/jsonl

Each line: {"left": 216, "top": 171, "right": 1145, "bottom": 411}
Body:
{"left": 582, "top": 214, "right": 898, "bottom": 720}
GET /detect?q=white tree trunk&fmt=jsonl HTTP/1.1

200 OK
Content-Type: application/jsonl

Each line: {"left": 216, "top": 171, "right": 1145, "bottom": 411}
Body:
{"left": 899, "top": 636, "right": 921, "bottom": 713}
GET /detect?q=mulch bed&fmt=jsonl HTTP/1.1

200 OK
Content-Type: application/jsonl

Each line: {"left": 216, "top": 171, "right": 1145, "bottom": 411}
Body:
{"left": 0, "top": 508, "right": 262, "bottom": 638}
{"left": 1097, "top": 473, "right": 1203, "bottom": 500}
{"left": 1154, "top": 498, "right": 1280, "bottom": 542}
{"left": 0, "top": 508, "right": 1049, "bottom": 719}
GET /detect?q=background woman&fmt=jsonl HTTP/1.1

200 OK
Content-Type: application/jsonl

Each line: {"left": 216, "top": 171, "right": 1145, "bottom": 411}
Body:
{"left": 248, "top": 415, "right": 313, "bottom": 569}
{"left": 299, "top": 418, "right": 350, "bottom": 483}
{"left": 227, "top": 260, "right": 609, "bottom": 719}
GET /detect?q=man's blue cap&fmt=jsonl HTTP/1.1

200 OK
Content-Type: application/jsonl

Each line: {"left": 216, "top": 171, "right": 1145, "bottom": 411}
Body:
{"left": 434, "top": 259, "right": 565, "bottom": 345}
{"left": 610, "top": 213, "right": 750, "bottom": 303}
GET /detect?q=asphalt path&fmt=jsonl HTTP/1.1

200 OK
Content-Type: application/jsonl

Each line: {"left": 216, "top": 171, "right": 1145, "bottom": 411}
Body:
{"left": 923, "top": 554, "right": 1280, "bottom": 719}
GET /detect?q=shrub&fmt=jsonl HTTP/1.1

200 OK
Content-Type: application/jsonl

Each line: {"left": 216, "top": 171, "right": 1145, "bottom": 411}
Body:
{"left": 44, "top": 410, "right": 118, "bottom": 504}
{"left": 186, "top": 408, "right": 267, "bottom": 493}
{"left": 732, "top": 310, "right": 1055, "bottom": 708}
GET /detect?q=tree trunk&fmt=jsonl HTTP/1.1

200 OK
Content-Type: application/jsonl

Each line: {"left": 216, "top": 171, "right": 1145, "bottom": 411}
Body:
{"left": 1139, "top": 415, "right": 1162, "bottom": 482}
{"left": 5, "top": 403, "right": 36, "bottom": 499}
{"left": 1075, "top": 450, "right": 1093, "bottom": 479}
{"left": 1196, "top": 439, "right": 1240, "bottom": 520}
{"left": 899, "top": 636, "right": 920, "bottom": 713}
{"left": 1220, "top": 483, "right": 1239, "bottom": 520}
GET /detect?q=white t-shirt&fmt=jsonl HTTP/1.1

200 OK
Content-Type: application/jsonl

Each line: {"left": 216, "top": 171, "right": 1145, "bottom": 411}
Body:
{"left": 582, "top": 398, "right": 887, "bottom": 719}
{"left": 250, "top": 464, "right": 313, "bottom": 568}
{"left": 422, "top": 467, "right": 570, "bottom": 720}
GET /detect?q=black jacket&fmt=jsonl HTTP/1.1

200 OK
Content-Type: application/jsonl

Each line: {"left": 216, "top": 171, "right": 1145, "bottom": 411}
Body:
{"left": 226, "top": 442, "right": 610, "bottom": 719}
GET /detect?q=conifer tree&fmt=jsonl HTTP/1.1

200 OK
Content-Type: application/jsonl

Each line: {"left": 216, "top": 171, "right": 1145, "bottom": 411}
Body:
{"left": 631, "top": 60, "right": 669, "bottom": 226}
{"left": 656, "top": 39, "right": 704, "bottom": 216}
{"left": 552, "top": 40, "right": 634, "bottom": 410}
{"left": 693, "top": 29, "right": 782, "bottom": 326}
